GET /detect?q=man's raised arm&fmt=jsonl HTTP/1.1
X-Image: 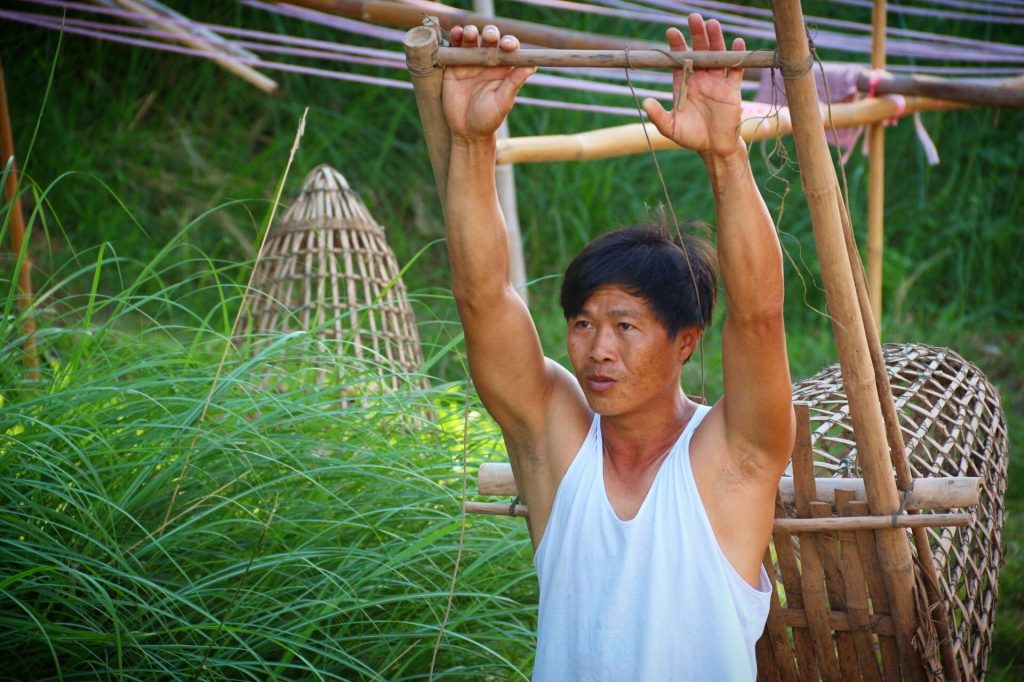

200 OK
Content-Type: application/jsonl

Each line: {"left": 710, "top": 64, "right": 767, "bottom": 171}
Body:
{"left": 643, "top": 16, "right": 794, "bottom": 475}
{"left": 441, "top": 26, "right": 586, "bottom": 469}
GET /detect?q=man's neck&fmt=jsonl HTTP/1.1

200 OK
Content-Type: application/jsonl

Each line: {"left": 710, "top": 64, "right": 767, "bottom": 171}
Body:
{"left": 601, "top": 393, "right": 697, "bottom": 471}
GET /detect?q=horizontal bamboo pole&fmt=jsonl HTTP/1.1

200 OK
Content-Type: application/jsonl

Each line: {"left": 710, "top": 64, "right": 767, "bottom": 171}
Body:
{"left": 856, "top": 72, "right": 1024, "bottom": 110}
{"left": 477, "top": 462, "right": 979, "bottom": 509}
{"left": 436, "top": 47, "right": 778, "bottom": 70}
{"left": 463, "top": 501, "right": 970, "bottom": 530}
{"left": 495, "top": 94, "right": 965, "bottom": 165}
{"left": 283, "top": 0, "right": 660, "bottom": 50}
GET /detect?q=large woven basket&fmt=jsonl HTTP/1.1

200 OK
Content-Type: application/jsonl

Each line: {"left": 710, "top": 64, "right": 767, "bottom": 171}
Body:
{"left": 757, "top": 343, "right": 1009, "bottom": 681}
{"left": 240, "top": 164, "right": 425, "bottom": 392}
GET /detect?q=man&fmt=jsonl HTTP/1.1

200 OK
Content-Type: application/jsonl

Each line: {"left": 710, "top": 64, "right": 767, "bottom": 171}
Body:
{"left": 441, "top": 14, "right": 794, "bottom": 680}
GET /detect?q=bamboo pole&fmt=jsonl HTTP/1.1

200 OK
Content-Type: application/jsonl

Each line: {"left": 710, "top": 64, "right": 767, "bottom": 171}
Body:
{"left": 495, "top": 94, "right": 966, "bottom": 165}
{"left": 856, "top": 72, "right": 1024, "bottom": 109}
{"left": 867, "top": 0, "right": 887, "bottom": 330}
{"left": 770, "top": 1, "right": 925, "bottom": 677}
{"left": 110, "top": 0, "right": 278, "bottom": 93}
{"left": 404, "top": 21, "right": 451, "bottom": 205}
{"left": 285, "top": 0, "right": 662, "bottom": 50}
{"left": 436, "top": 48, "right": 778, "bottom": 70}
{"left": 478, "top": 461, "right": 981, "bottom": 509}
{"left": 0, "top": 58, "right": 39, "bottom": 379}
{"left": 462, "top": 501, "right": 970, "bottom": 530}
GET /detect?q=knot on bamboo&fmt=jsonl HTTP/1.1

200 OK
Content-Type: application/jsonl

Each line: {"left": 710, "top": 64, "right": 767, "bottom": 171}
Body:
{"left": 776, "top": 49, "right": 814, "bottom": 80}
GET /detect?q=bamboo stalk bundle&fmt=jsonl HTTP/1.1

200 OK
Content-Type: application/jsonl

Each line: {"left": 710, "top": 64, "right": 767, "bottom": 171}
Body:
{"left": 239, "top": 164, "right": 426, "bottom": 392}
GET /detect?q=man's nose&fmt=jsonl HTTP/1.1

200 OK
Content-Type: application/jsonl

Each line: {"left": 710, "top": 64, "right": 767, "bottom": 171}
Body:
{"left": 589, "top": 327, "right": 617, "bottom": 362}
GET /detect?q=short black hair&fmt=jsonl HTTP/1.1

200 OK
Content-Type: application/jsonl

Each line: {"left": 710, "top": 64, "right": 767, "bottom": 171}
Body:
{"left": 560, "top": 225, "right": 718, "bottom": 337}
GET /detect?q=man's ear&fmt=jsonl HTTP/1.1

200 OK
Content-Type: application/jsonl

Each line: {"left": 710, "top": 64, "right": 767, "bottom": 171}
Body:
{"left": 678, "top": 328, "right": 702, "bottom": 365}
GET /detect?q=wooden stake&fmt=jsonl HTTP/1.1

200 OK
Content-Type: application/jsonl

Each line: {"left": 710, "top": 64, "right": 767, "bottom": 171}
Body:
{"left": 404, "top": 21, "right": 451, "bottom": 205}
{"left": 0, "top": 58, "right": 39, "bottom": 379}
{"left": 770, "top": 2, "right": 924, "bottom": 677}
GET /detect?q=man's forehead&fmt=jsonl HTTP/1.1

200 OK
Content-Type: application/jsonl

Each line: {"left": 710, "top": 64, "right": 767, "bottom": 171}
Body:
{"left": 577, "top": 285, "right": 653, "bottom": 316}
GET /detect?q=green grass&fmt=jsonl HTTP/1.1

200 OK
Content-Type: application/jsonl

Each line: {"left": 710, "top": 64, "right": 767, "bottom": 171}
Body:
{"left": 2, "top": 1, "right": 1023, "bottom": 678}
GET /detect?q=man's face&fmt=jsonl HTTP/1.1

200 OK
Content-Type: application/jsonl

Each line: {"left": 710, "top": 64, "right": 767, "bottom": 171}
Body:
{"left": 566, "top": 285, "right": 697, "bottom": 417}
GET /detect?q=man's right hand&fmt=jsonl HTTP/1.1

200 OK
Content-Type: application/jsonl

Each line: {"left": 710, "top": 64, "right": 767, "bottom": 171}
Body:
{"left": 442, "top": 25, "right": 535, "bottom": 142}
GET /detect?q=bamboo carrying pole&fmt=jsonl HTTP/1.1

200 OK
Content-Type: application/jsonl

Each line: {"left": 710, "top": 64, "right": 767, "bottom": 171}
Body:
{"left": 110, "top": 0, "right": 278, "bottom": 93}
{"left": 856, "top": 72, "right": 1024, "bottom": 110}
{"left": 0, "top": 58, "right": 39, "bottom": 378}
{"left": 770, "top": 2, "right": 926, "bottom": 677}
{"left": 494, "top": 94, "right": 965, "bottom": 165}
{"left": 476, "top": 461, "right": 981, "bottom": 509}
{"left": 867, "top": 0, "right": 887, "bottom": 329}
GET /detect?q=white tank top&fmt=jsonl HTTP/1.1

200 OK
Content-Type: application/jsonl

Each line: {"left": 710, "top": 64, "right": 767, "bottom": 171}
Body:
{"left": 533, "top": 406, "right": 771, "bottom": 681}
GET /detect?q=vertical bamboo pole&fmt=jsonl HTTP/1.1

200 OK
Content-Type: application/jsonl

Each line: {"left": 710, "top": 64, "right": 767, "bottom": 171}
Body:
{"left": 769, "top": 2, "right": 924, "bottom": 678}
{"left": 867, "top": 0, "right": 886, "bottom": 328}
{"left": 0, "top": 58, "right": 39, "bottom": 378}
{"left": 472, "top": 0, "right": 528, "bottom": 302}
{"left": 404, "top": 19, "right": 451, "bottom": 206}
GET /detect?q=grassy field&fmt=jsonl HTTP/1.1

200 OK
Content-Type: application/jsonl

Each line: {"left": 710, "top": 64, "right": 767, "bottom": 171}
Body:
{"left": 2, "top": 1, "right": 1022, "bottom": 678}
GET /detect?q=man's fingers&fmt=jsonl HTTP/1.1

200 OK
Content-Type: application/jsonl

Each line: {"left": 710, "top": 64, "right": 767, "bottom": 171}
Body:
{"left": 666, "top": 26, "right": 688, "bottom": 52}
{"left": 461, "top": 24, "right": 480, "bottom": 46}
{"left": 642, "top": 97, "right": 672, "bottom": 137}
{"left": 482, "top": 24, "right": 500, "bottom": 46}
{"left": 688, "top": 13, "right": 709, "bottom": 52}
{"left": 449, "top": 25, "right": 463, "bottom": 44}
{"left": 496, "top": 66, "right": 536, "bottom": 103}
{"left": 706, "top": 19, "right": 726, "bottom": 52}
{"left": 729, "top": 37, "right": 746, "bottom": 86}
{"left": 499, "top": 34, "right": 520, "bottom": 51}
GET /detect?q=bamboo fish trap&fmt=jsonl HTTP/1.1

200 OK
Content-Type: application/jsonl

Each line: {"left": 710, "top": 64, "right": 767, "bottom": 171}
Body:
{"left": 240, "top": 163, "right": 426, "bottom": 392}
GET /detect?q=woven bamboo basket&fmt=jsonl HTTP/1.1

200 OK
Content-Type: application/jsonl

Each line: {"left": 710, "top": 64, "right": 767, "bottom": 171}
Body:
{"left": 240, "top": 164, "right": 426, "bottom": 392}
{"left": 757, "top": 342, "right": 1009, "bottom": 681}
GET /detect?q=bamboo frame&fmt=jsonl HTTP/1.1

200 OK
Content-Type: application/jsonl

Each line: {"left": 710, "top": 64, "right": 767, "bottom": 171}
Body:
{"left": 0, "top": 58, "right": 39, "bottom": 378}
{"left": 770, "top": 2, "right": 924, "bottom": 676}
{"left": 856, "top": 72, "right": 1024, "bottom": 109}
{"left": 867, "top": 0, "right": 887, "bottom": 331}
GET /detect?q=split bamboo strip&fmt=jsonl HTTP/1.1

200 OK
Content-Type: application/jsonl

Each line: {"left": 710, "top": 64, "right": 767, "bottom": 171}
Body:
{"left": 866, "top": 0, "right": 887, "bottom": 329}
{"left": 835, "top": 489, "right": 883, "bottom": 682}
{"left": 852, "top": 499, "right": 903, "bottom": 678}
{"left": 436, "top": 47, "right": 778, "bottom": 70}
{"left": 404, "top": 21, "right": 451, "bottom": 205}
{"left": 760, "top": 546, "right": 800, "bottom": 682}
{"left": 477, "top": 461, "right": 980, "bottom": 509}
{"left": 810, "top": 501, "right": 859, "bottom": 680}
{"left": 0, "top": 58, "right": 39, "bottom": 378}
{"left": 284, "top": 0, "right": 661, "bottom": 50}
{"left": 778, "top": 609, "right": 894, "bottom": 636}
{"left": 855, "top": 72, "right": 1024, "bottom": 109}
{"left": 494, "top": 94, "right": 966, "bottom": 165}
{"left": 110, "top": 0, "right": 278, "bottom": 93}
{"left": 772, "top": 499, "right": 818, "bottom": 679}
{"left": 770, "top": 1, "right": 925, "bottom": 676}
{"left": 792, "top": 408, "right": 840, "bottom": 682}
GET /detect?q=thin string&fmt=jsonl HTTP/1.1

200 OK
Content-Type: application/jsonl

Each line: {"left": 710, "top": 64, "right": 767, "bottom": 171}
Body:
{"left": 623, "top": 51, "right": 706, "bottom": 402}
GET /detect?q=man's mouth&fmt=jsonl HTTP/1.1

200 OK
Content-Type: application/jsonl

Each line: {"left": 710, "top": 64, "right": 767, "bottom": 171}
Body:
{"left": 587, "top": 374, "right": 616, "bottom": 392}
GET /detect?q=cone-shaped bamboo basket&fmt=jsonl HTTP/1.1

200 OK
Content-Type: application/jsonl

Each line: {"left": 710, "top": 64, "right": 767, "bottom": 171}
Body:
{"left": 240, "top": 164, "right": 426, "bottom": 392}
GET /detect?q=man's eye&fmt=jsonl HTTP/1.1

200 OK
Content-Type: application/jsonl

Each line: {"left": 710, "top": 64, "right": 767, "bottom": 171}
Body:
{"left": 618, "top": 323, "right": 634, "bottom": 331}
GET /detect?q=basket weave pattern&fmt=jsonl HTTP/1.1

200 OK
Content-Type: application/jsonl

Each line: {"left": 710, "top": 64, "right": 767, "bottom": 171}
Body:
{"left": 758, "top": 343, "right": 1009, "bottom": 680}
{"left": 241, "top": 164, "right": 425, "bottom": 390}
